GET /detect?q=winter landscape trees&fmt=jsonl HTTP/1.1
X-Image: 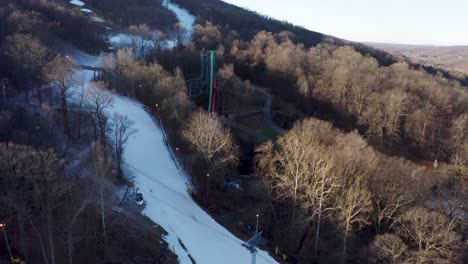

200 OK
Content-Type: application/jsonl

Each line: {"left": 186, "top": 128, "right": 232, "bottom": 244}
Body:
{"left": 255, "top": 117, "right": 464, "bottom": 262}
{"left": 0, "top": 0, "right": 466, "bottom": 263}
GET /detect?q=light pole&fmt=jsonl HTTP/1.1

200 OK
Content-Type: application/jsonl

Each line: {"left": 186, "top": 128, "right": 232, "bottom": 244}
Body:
{"left": 255, "top": 213, "right": 259, "bottom": 234}
{"left": 206, "top": 173, "right": 210, "bottom": 195}
{"left": 242, "top": 212, "right": 268, "bottom": 264}
{"left": 0, "top": 223, "right": 14, "bottom": 264}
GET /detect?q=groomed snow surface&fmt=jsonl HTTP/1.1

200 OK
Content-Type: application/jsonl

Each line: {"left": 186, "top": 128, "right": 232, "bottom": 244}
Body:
{"left": 164, "top": 0, "right": 195, "bottom": 41}
{"left": 66, "top": 48, "right": 278, "bottom": 263}
{"left": 70, "top": 0, "right": 84, "bottom": 7}
{"left": 109, "top": 0, "right": 194, "bottom": 51}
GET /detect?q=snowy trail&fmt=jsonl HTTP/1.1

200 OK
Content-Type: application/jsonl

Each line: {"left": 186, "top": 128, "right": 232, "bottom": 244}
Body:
{"left": 66, "top": 48, "right": 278, "bottom": 263}
{"left": 64, "top": 1, "right": 277, "bottom": 263}
{"left": 109, "top": 0, "right": 195, "bottom": 48}
{"left": 164, "top": 0, "right": 195, "bottom": 40}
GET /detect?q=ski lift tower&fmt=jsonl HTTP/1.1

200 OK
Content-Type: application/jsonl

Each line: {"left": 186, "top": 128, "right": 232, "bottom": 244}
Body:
{"left": 242, "top": 213, "right": 267, "bottom": 264}
{"left": 186, "top": 50, "right": 222, "bottom": 114}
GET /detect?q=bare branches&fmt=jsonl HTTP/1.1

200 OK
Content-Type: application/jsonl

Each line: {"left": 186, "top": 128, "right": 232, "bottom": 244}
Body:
{"left": 3, "top": 33, "right": 49, "bottom": 89}
{"left": 85, "top": 81, "right": 113, "bottom": 143}
{"left": 396, "top": 207, "right": 463, "bottom": 263}
{"left": 182, "top": 111, "right": 238, "bottom": 193}
{"left": 336, "top": 176, "right": 373, "bottom": 263}
{"left": 44, "top": 54, "right": 78, "bottom": 137}
{"left": 110, "top": 112, "right": 136, "bottom": 177}
{"left": 183, "top": 111, "right": 238, "bottom": 170}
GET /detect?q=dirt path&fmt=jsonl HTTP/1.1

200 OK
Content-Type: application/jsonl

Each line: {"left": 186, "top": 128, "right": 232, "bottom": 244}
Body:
{"left": 222, "top": 85, "right": 285, "bottom": 141}
{"left": 250, "top": 85, "right": 285, "bottom": 135}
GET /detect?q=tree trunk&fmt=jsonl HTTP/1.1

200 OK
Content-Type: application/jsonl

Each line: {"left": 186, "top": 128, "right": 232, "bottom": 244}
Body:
{"left": 18, "top": 219, "right": 28, "bottom": 261}
{"left": 100, "top": 181, "right": 107, "bottom": 247}
{"left": 47, "top": 211, "right": 56, "bottom": 264}
{"left": 315, "top": 195, "right": 324, "bottom": 258}
{"left": 342, "top": 222, "right": 349, "bottom": 264}
{"left": 61, "top": 92, "right": 70, "bottom": 137}
{"left": 30, "top": 218, "right": 50, "bottom": 264}
{"left": 68, "top": 202, "right": 88, "bottom": 264}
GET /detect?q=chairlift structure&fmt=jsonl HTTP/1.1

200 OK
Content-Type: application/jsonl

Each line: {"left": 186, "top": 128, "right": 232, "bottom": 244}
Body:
{"left": 186, "top": 50, "right": 222, "bottom": 113}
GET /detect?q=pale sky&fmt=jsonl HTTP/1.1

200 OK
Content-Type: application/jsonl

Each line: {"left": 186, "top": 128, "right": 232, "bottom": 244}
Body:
{"left": 222, "top": 0, "right": 468, "bottom": 46}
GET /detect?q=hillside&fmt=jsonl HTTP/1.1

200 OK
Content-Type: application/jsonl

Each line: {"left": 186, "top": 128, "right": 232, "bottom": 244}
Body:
{"left": 368, "top": 42, "right": 468, "bottom": 75}
{"left": 0, "top": 0, "right": 466, "bottom": 263}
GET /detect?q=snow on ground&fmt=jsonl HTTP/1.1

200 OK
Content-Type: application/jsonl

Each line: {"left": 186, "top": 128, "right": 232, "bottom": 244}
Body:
{"left": 92, "top": 17, "right": 105, "bottom": 23}
{"left": 61, "top": 45, "right": 104, "bottom": 66}
{"left": 164, "top": 0, "right": 195, "bottom": 41}
{"left": 65, "top": 47, "right": 278, "bottom": 264}
{"left": 69, "top": 0, "right": 106, "bottom": 24}
{"left": 109, "top": 33, "right": 176, "bottom": 50}
{"left": 109, "top": 34, "right": 139, "bottom": 48}
{"left": 70, "top": 0, "right": 85, "bottom": 7}
{"left": 108, "top": 1, "right": 194, "bottom": 49}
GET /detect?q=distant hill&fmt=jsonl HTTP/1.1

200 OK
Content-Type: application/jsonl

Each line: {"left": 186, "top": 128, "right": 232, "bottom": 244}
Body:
{"left": 367, "top": 42, "right": 468, "bottom": 75}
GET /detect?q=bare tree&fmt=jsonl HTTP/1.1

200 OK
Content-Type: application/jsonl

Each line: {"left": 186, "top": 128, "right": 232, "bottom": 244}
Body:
{"left": 335, "top": 176, "right": 373, "bottom": 264}
{"left": 255, "top": 118, "right": 336, "bottom": 223}
{"left": 182, "top": 111, "right": 238, "bottom": 193}
{"left": 160, "top": 91, "right": 193, "bottom": 125}
{"left": 128, "top": 24, "right": 151, "bottom": 58}
{"left": 368, "top": 234, "right": 408, "bottom": 264}
{"left": 110, "top": 112, "right": 136, "bottom": 177}
{"left": 450, "top": 113, "right": 467, "bottom": 149}
{"left": 452, "top": 142, "right": 467, "bottom": 182}
{"left": 75, "top": 72, "right": 88, "bottom": 139}
{"left": 193, "top": 21, "right": 221, "bottom": 49}
{"left": 116, "top": 48, "right": 139, "bottom": 98}
{"left": 174, "top": 22, "right": 187, "bottom": 46}
{"left": 44, "top": 54, "right": 78, "bottom": 137}
{"left": 87, "top": 143, "right": 113, "bottom": 249}
{"left": 0, "top": 142, "right": 68, "bottom": 264}
{"left": 405, "top": 104, "right": 436, "bottom": 148}
{"left": 3, "top": 33, "right": 49, "bottom": 100}
{"left": 151, "top": 30, "right": 166, "bottom": 55}
{"left": 302, "top": 150, "right": 338, "bottom": 258}
{"left": 396, "top": 207, "right": 463, "bottom": 263}
{"left": 65, "top": 181, "right": 92, "bottom": 264}
{"left": 363, "top": 89, "right": 409, "bottom": 144}
{"left": 85, "top": 82, "right": 113, "bottom": 143}
{"left": 367, "top": 158, "right": 419, "bottom": 233}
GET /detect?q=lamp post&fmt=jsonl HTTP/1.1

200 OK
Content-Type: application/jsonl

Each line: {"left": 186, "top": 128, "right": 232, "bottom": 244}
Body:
{"left": 0, "top": 223, "right": 13, "bottom": 264}
{"left": 206, "top": 173, "right": 210, "bottom": 195}
{"left": 255, "top": 213, "right": 259, "bottom": 234}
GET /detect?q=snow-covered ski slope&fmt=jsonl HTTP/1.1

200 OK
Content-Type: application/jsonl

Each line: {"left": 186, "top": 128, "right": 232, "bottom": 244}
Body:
{"left": 115, "top": 96, "right": 278, "bottom": 264}
{"left": 164, "top": 0, "right": 195, "bottom": 40}
{"left": 66, "top": 49, "right": 277, "bottom": 263}
{"left": 65, "top": 1, "right": 277, "bottom": 262}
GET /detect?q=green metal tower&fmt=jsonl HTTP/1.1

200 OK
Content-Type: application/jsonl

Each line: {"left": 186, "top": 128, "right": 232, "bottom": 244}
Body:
{"left": 186, "top": 50, "right": 220, "bottom": 113}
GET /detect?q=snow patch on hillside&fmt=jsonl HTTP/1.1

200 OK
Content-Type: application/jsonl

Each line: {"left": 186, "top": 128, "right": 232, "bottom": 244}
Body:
{"left": 70, "top": 0, "right": 85, "bottom": 7}
{"left": 164, "top": 0, "right": 195, "bottom": 41}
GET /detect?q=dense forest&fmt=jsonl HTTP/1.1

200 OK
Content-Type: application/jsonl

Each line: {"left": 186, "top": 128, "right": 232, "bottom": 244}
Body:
{"left": 0, "top": 0, "right": 466, "bottom": 263}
